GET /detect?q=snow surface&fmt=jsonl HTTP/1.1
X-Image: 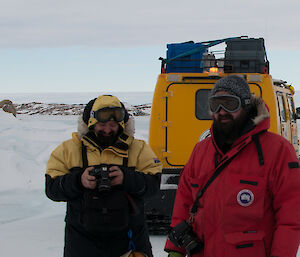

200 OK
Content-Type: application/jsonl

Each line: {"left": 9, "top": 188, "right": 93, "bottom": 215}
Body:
{"left": 0, "top": 92, "right": 299, "bottom": 257}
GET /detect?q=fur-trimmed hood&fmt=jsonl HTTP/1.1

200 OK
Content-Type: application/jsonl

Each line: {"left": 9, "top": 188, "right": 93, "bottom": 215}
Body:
{"left": 77, "top": 115, "right": 135, "bottom": 139}
{"left": 250, "top": 95, "right": 270, "bottom": 126}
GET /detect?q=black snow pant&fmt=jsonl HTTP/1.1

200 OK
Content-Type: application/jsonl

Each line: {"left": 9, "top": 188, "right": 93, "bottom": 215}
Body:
{"left": 64, "top": 224, "right": 131, "bottom": 257}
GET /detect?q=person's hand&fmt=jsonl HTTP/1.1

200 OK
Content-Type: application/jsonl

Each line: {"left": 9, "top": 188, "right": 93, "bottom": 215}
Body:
{"left": 109, "top": 166, "right": 124, "bottom": 186}
{"left": 81, "top": 167, "right": 97, "bottom": 189}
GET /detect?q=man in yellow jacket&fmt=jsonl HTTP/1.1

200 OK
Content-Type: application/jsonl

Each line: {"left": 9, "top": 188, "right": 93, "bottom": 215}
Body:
{"left": 46, "top": 95, "right": 162, "bottom": 257}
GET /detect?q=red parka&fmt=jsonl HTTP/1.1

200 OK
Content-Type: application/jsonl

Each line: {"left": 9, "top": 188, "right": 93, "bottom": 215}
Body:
{"left": 165, "top": 98, "right": 300, "bottom": 257}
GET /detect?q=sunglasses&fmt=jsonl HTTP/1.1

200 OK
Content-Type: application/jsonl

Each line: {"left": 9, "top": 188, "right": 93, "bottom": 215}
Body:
{"left": 208, "top": 95, "right": 242, "bottom": 113}
{"left": 91, "top": 107, "right": 125, "bottom": 123}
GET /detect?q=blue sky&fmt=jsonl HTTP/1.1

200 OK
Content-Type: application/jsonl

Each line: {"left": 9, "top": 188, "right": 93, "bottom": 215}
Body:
{"left": 0, "top": 46, "right": 165, "bottom": 92}
{"left": 1, "top": 0, "right": 299, "bottom": 93}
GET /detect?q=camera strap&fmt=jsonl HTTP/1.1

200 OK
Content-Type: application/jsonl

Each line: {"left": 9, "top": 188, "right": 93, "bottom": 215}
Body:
{"left": 188, "top": 149, "right": 242, "bottom": 224}
{"left": 81, "top": 142, "right": 88, "bottom": 169}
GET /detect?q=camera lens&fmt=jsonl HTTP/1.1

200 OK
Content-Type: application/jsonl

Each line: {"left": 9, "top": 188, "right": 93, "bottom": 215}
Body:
{"left": 182, "top": 235, "right": 203, "bottom": 256}
{"left": 168, "top": 220, "right": 203, "bottom": 256}
{"left": 97, "top": 166, "right": 111, "bottom": 193}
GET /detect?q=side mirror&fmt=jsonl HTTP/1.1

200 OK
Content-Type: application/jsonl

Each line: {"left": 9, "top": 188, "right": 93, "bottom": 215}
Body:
{"left": 296, "top": 107, "right": 300, "bottom": 119}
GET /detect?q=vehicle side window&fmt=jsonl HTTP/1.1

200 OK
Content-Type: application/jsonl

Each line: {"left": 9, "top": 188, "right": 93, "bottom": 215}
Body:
{"left": 277, "top": 93, "right": 287, "bottom": 122}
{"left": 195, "top": 89, "right": 212, "bottom": 120}
{"left": 287, "top": 95, "right": 296, "bottom": 122}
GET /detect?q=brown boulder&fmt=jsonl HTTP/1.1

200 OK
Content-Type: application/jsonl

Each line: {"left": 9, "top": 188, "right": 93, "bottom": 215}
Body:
{"left": 0, "top": 99, "right": 17, "bottom": 117}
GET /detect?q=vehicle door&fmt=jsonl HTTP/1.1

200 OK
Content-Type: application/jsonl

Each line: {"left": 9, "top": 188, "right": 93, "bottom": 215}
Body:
{"left": 165, "top": 82, "right": 213, "bottom": 167}
{"left": 276, "top": 92, "right": 290, "bottom": 141}
{"left": 286, "top": 94, "right": 299, "bottom": 152}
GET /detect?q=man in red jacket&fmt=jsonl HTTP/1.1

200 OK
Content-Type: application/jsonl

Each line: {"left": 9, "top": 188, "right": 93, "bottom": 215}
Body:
{"left": 165, "top": 75, "right": 300, "bottom": 257}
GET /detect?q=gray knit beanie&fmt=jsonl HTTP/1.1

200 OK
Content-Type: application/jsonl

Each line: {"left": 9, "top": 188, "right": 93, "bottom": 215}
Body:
{"left": 211, "top": 75, "right": 251, "bottom": 107}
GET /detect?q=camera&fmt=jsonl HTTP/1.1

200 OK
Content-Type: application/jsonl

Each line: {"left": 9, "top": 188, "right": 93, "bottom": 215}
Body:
{"left": 89, "top": 165, "right": 111, "bottom": 193}
{"left": 168, "top": 220, "right": 203, "bottom": 257}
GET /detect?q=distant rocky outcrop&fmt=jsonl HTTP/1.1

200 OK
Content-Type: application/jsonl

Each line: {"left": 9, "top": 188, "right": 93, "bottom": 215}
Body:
{"left": 13, "top": 102, "right": 151, "bottom": 116}
{"left": 15, "top": 102, "right": 84, "bottom": 116}
{"left": 0, "top": 99, "right": 17, "bottom": 117}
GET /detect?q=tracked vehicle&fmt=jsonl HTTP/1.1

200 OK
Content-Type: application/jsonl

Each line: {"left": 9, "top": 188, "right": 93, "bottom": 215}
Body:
{"left": 145, "top": 36, "right": 300, "bottom": 234}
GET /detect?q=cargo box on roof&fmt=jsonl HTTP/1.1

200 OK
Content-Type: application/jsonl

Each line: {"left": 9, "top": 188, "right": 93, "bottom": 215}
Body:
{"left": 224, "top": 37, "right": 268, "bottom": 73}
{"left": 166, "top": 42, "right": 206, "bottom": 73}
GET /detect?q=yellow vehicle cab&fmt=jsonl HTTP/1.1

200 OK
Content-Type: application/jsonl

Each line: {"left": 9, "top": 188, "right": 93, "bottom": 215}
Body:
{"left": 145, "top": 36, "right": 300, "bottom": 234}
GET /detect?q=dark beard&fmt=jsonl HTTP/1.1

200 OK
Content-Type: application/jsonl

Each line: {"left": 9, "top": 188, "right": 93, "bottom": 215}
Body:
{"left": 213, "top": 111, "right": 248, "bottom": 151}
{"left": 96, "top": 131, "right": 118, "bottom": 148}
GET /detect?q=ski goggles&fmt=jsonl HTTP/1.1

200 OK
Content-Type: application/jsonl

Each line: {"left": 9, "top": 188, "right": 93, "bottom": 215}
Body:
{"left": 208, "top": 95, "right": 242, "bottom": 113}
{"left": 91, "top": 107, "right": 125, "bottom": 123}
